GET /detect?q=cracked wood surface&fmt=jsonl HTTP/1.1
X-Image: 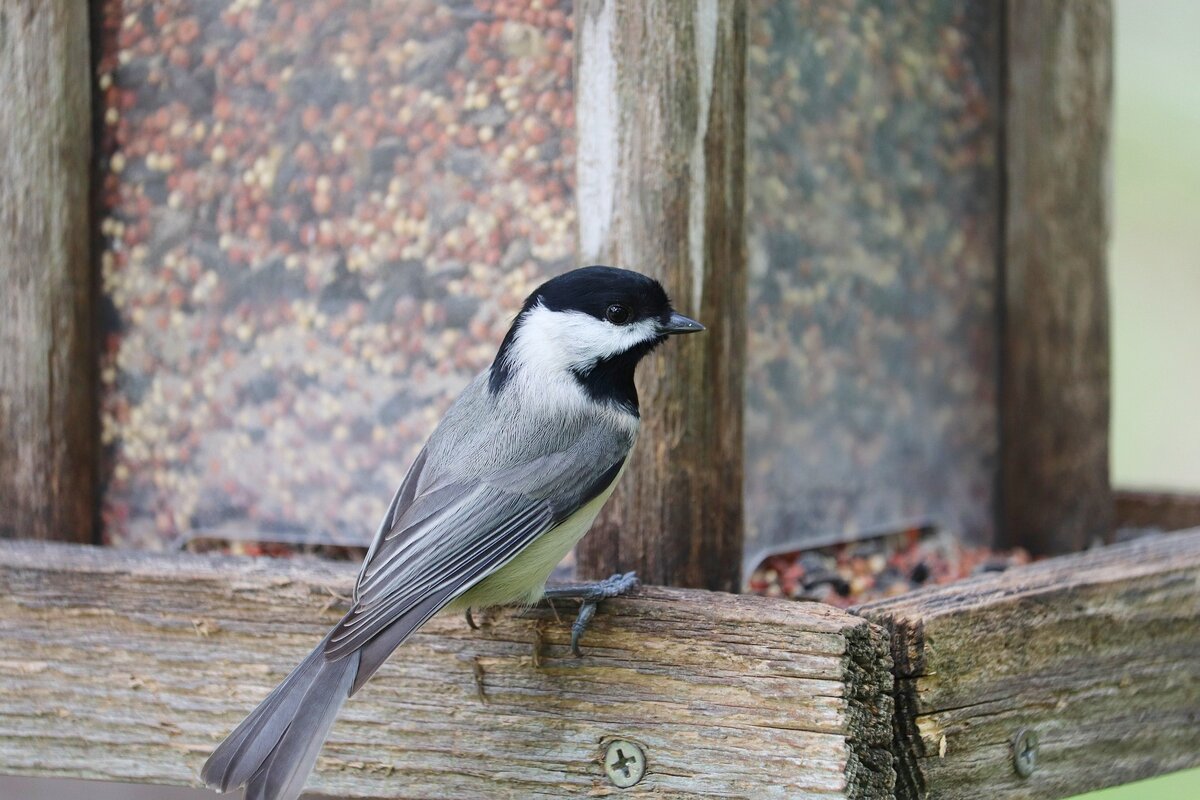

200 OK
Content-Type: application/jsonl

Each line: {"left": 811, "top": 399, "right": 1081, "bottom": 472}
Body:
{"left": 857, "top": 529, "right": 1200, "bottom": 800}
{"left": 0, "top": 541, "right": 893, "bottom": 799}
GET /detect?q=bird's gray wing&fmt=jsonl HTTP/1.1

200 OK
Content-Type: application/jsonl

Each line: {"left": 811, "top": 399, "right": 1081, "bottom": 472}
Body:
{"left": 324, "top": 445, "right": 626, "bottom": 692}
{"left": 352, "top": 445, "right": 429, "bottom": 601}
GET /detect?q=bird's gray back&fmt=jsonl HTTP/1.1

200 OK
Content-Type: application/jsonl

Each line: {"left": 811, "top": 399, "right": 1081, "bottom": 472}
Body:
{"left": 415, "top": 372, "right": 637, "bottom": 504}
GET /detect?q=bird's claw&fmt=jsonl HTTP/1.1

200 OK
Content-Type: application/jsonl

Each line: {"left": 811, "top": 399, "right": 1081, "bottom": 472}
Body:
{"left": 465, "top": 607, "right": 478, "bottom": 630}
{"left": 544, "top": 571, "right": 639, "bottom": 657}
{"left": 569, "top": 602, "right": 597, "bottom": 657}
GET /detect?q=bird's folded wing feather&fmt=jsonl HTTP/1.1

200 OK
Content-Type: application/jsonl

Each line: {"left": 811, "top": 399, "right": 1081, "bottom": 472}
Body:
{"left": 324, "top": 445, "right": 623, "bottom": 665}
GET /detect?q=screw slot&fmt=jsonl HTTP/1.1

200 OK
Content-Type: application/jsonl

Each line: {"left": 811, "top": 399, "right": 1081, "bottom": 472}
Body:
{"left": 1013, "top": 728, "right": 1039, "bottom": 778}
{"left": 604, "top": 739, "right": 646, "bottom": 788}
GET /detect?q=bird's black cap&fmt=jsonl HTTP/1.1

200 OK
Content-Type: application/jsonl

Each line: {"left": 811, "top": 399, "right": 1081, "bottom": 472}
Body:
{"left": 531, "top": 265, "right": 672, "bottom": 325}
{"left": 487, "top": 266, "right": 702, "bottom": 409}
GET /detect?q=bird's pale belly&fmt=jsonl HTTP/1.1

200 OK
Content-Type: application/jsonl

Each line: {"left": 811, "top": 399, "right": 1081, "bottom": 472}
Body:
{"left": 447, "top": 467, "right": 624, "bottom": 611}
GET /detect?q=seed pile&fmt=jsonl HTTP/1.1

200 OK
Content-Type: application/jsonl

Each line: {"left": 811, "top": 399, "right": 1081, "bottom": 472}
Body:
{"left": 744, "top": 0, "right": 1001, "bottom": 554}
{"left": 746, "top": 527, "right": 1032, "bottom": 608}
{"left": 96, "top": 0, "right": 576, "bottom": 548}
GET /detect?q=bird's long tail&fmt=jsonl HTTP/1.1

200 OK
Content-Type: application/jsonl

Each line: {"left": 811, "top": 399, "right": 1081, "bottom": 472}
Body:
{"left": 201, "top": 630, "right": 359, "bottom": 800}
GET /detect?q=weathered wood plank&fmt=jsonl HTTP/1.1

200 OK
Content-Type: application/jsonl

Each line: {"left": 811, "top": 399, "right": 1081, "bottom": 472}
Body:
{"left": 574, "top": 0, "right": 748, "bottom": 592}
{"left": 0, "top": 541, "right": 894, "bottom": 799}
{"left": 999, "top": 0, "right": 1114, "bottom": 554}
{"left": 0, "top": 1, "right": 98, "bottom": 543}
{"left": 857, "top": 529, "right": 1200, "bottom": 800}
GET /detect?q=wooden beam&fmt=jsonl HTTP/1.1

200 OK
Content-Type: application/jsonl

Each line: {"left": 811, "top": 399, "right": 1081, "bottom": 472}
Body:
{"left": 857, "top": 528, "right": 1200, "bottom": 800}
{"left": 999, "top": 0, "right": 1114, "bottom": 555}
{"left": 0, "top": 1, "right": 98, "bottom": 543}
{"left": 0, "top": 541, "right": 894, "bottom": 799}
{"left": 1115, "top": 490, "right": 1200, "bottom": 534}
{"left": 573, "top": 0, "right": 747, "bottom": 592}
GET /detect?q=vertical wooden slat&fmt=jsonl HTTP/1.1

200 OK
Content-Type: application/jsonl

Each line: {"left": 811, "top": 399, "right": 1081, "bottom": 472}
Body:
{"left": 0, "top": 1, "right": 97, "bottom": 542}
{"left": 574, "top": 0, "right": 747, "bottom": 591}
{"left": 1000, "top": 0, "right": 1113, "bottom": 555}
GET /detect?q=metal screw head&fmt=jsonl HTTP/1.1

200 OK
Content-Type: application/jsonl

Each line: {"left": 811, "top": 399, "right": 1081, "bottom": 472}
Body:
{"left": 604, "top": 740, "right": 646, "bottom": 788}
{"left": 1013, "top": 728, "right": 1039, "bottom": 778}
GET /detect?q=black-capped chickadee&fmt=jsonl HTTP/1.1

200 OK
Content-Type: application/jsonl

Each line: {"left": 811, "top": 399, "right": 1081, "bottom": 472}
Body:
{"left": 202, "top": 265, "right": 704, "bottom": 800}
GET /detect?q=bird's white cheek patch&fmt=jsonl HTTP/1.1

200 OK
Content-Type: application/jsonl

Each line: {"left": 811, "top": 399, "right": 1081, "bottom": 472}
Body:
{"left": 566, "top": 315, "right": 658, "bottom": 362}
{"left": 503, "top": 304, "right": 647, "bottom": 433}
{"left": 514, "top": 305, "right": 659, "bottom": 371}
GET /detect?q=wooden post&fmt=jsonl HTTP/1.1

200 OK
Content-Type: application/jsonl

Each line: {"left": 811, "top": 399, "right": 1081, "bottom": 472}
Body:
{"left": 858, "top": 529, "right": 1200, "bottom": 800}
{"left": 573, "top": 0, "right": 747, "bottom": 592}
{"left": 0, "top": 1, "right": 97, "bottom": 543}
{"left": 1000, "top": 0, "right": 1114, "bottom": 554}
{"left": 0, "top": 541, "right": 894, "bottom": 799}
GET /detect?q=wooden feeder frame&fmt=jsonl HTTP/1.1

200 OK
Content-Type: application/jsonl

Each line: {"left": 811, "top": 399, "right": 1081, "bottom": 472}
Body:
{"left": 2, "top": 2, "right": 1197, "bottom": 798}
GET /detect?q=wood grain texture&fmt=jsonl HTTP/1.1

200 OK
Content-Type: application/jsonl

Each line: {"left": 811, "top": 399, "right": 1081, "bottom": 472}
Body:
{"left": 0, "top": 1, "right": 97, "bottom": 543}
{"left": 1000, "top": 0, "right": 1114, "bottom": 555}
{"left": 574, "top": 0, "right": 747, "bottom": 592}
{"left": 857, "top": 528, "right": 1200, "bottom": 800}
{"left": 0, "top": 541, "right": 894, "bottom": 799}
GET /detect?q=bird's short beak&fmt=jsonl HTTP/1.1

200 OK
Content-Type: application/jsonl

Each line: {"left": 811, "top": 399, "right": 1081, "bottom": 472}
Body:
{"left": 662, "top": 311, "right": 705, "bottom": 335}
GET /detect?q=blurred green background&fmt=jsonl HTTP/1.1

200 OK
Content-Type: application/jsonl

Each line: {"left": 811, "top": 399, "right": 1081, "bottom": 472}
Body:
{"left": 1109, "top": 0, "right": 1200, "bottom": 492}
{"left": 1081, "top": 0, "right": 1200, "bottom": 797}
{"left": 1082, "top": 770, "right": 1198, "bottom": 800}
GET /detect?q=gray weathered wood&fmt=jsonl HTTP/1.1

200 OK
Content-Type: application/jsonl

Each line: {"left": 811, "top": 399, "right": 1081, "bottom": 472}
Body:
{"left": 0, "top": 541, "right": 894, "bottom": 799}
{"left": 574, "top": 0, "right": 747, "bottom": 592}
{"left": 857, "top": 528, "right": 1200, "bottom": 800}
{"left": 0, "top": 1, "right": 97, "bottom": 543}
{"left": 1000, "top": 0, "right": 1114, "bottom": 555}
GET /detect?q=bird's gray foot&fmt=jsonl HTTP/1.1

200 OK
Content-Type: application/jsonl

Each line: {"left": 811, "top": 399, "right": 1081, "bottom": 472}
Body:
{"left": 542, "top": 571, "right": 639, "bottom": 657}
{"left": 465, "top": 607, "right": 478, "bottom": 630}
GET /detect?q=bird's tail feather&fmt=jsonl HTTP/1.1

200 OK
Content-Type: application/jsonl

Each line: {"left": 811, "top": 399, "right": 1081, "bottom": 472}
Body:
{"left": 201, "top": 630, "right": 359, "bottom": 800}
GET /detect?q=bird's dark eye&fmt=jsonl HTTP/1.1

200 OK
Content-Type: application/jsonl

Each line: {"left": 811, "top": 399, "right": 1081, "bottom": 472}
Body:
{"left": 605, "top": 304, "right": 631, "bottom": 325}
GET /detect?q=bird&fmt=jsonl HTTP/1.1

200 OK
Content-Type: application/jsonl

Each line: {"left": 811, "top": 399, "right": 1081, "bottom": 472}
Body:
{"left": 201, "top": 265, "right": 704, "bottom": 800}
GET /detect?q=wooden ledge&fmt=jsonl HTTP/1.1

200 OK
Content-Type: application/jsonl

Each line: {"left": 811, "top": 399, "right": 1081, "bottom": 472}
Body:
{"left": 856, "top": 529, "right": 1200, "bottom": 800}
{"left": 0, "top": 541, "right": 893, "bottom": 799}
{"left": 7, "top": 534, "right": 1195, "bottom": 799}
{"left": 1114, "top": 490, "right": 1200, "bottom": 533}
